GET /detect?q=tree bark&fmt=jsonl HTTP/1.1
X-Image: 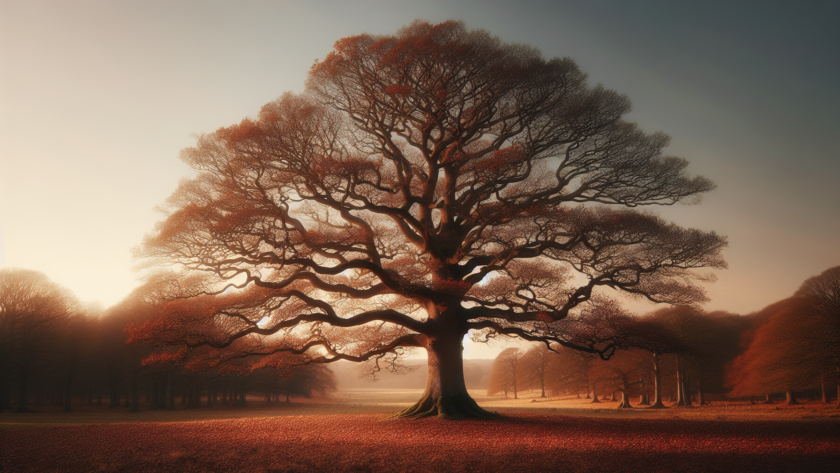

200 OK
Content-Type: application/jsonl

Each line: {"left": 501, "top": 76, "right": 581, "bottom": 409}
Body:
{"left": 395, "top": 332, "right": 494, "bottom": 419}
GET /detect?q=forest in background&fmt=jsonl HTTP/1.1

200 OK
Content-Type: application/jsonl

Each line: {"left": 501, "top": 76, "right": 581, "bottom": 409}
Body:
{"left": 1, "top": 265, "right": 837, "bottom": 412}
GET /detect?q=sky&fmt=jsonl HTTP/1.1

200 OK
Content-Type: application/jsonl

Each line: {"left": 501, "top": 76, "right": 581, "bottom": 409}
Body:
{"left": 1, "top": 0, "right": 838, "bottom": 359}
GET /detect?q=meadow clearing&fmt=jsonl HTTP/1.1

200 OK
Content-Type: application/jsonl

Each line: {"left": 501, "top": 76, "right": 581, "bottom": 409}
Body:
{"left": 2, "top": 390, "right": 839, "bottom": 472}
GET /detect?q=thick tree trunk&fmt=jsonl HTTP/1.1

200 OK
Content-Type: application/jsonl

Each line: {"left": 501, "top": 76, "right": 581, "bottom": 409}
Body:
{"left": 617, "top": 391, "right": 633, "bottom": 409}
{"left": 395, "top": 333, "right": 495, "bottom": 419}
{"left": 647, "top": 353, "right": 667, "bottom": 409}
{"left": 589, "top": 384, "right": 601, "bottom": 403}
{"left": 786, "top": 390, "right": 799, "bottom": 405}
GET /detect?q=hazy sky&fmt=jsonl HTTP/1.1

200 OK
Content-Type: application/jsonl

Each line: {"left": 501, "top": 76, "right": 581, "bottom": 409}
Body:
{"left": 1, "top": 0, "right": 838, "bottom": 358}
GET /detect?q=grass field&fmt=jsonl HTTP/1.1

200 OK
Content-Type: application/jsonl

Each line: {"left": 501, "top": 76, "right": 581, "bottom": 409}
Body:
{"left": 2, "top": 390, "right": 839, "bottom": 472}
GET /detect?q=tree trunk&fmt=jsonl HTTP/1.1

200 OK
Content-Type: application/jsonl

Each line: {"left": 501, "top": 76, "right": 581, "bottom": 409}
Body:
{"left": 617, "top": 391, "right": 633, "bottom": 409}
{"left": 589, "top": 383, "right": 601, "bottom": 403}
{"left": 0, "top": 373, "right": 12, "bottom": 410}
{"left": 675, "top": 356, "right": 688, "bottom": 407}
{"left": 786, "top": 390, "right": 799, "bottom": 405}
{"left": 395, "top": 333, "right": 494, "bottom": 419}
{"left": 108, "top": 383, "right": 120, "bottom": 409}
{"left": 647, "top": 353, "right": 666, "bottom": 409}
{"left": 129, "top": 372, "right": 140, "bottom": 413}
{"left": 166, "top": 373, "right": 176, "bottom": 410}
{"left": 835, "top": 383, "right": 839, "bottom": 409}
{"left": 15, "top": 371, "right": 29, "bottom": 412}
{"left": 63, "top": 377, "right": 73, "bottom": 412}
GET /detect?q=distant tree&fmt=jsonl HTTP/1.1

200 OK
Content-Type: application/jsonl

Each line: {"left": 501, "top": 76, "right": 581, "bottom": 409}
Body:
{"left": 131, "top": 20, "right": 726, "bottom": 418}
{"left": 54, "top": 309, "right": 95, "bottom": 412}
{"left": 0, "top": 269, "right": 77, "bottom": 412}
{"left": 589, "top": 349, "right": 648, "bottom": 408}
{"left": 487, "top": 348, "right": 525, "bottom": 399}
{"left": 795, "top": 266, "right": 840, "bottom": 408}
{"left": 649, "top": 307, "right": 706, "bottom": 407}
{"left": 620, "top": 315, "right": 683, "bottom": 408}
{"left": 727, "top": 298, "right": 820, "bottom": 404}
{"left": 545, "top": 345, "right": 590, "bottom": 398}
{"left": 521, "top": 344, "right": 553, "bottom": 397}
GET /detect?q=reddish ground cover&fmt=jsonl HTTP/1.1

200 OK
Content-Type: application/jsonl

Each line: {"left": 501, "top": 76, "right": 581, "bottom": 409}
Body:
{"left": 3, "top": 414, "right": 839, "bottom": 472}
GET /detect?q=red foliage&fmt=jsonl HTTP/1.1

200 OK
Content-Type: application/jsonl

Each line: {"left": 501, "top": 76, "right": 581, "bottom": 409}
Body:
{"left": 2, "top": 414, "right": 839, "bottom": 472}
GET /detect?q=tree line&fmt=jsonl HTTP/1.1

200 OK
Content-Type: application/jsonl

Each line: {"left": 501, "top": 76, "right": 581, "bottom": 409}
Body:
{"left": 0, "top": 268, "right": 336, "bottom": 413}
{"left": 487, "top": 266, "right": 840, "bottom": 408}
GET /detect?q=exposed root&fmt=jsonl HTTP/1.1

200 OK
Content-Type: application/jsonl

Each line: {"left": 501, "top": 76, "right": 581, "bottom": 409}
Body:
{"left": 616, "top": 399, "right": 634, "bottom": 409}
{"left": 392, "top": 392, "right": 499, "bottom": 420}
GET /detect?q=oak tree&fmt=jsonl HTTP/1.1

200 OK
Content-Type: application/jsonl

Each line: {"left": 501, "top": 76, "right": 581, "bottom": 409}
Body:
{"left": 132, "top": 20, "right": 726, "bottom": 418}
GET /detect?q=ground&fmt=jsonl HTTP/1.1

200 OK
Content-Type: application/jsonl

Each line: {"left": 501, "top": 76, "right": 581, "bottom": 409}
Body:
{"left": 2, "top": 390, "right": 839, "bottom": 472}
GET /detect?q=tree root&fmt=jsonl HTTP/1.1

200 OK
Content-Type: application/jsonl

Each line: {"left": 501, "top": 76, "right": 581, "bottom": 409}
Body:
{"left": 392, "top": 391, "right": 499, "bottom": 420}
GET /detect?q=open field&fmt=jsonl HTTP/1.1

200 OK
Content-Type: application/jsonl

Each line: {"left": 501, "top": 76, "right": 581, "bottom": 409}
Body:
{"left": 2, "top": 390, "right": 840, "bottom": 472}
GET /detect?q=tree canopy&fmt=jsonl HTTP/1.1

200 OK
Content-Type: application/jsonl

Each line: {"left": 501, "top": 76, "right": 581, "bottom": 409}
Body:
{"left": 130, "top": 20, "right": 726, "bottom": 418}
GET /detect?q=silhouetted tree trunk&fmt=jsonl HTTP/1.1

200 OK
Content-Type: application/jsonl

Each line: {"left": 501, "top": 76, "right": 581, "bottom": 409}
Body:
{"left": 648, "top": 353, "right": 666, "bottom": 408}
{"left": 129, "top": 371, "right": 140, "bottom": 413}
{"left": 675, "top": 356, "right": 689, "bottom": 407}
{"left": 396, "top": 332, "right": 493, "bottom": 419}
{"left": 165, "top": 373, "right": 175, "bottom": 410}
{"left": 62, "top": 375, "right": 73, "bottom": 412}
{"left": 15, "top": 371, "right": 29, "bottom": 412}
{"left": 835, "top": 383, "right": 840, "bottom": 409}
{"left": 786, "top": 390, "right": 799, "bottom": 405}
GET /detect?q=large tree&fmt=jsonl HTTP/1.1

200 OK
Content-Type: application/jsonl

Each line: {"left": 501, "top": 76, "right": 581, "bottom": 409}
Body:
{"left": 132, "top": 20, "right": 726, "bottom": 418}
